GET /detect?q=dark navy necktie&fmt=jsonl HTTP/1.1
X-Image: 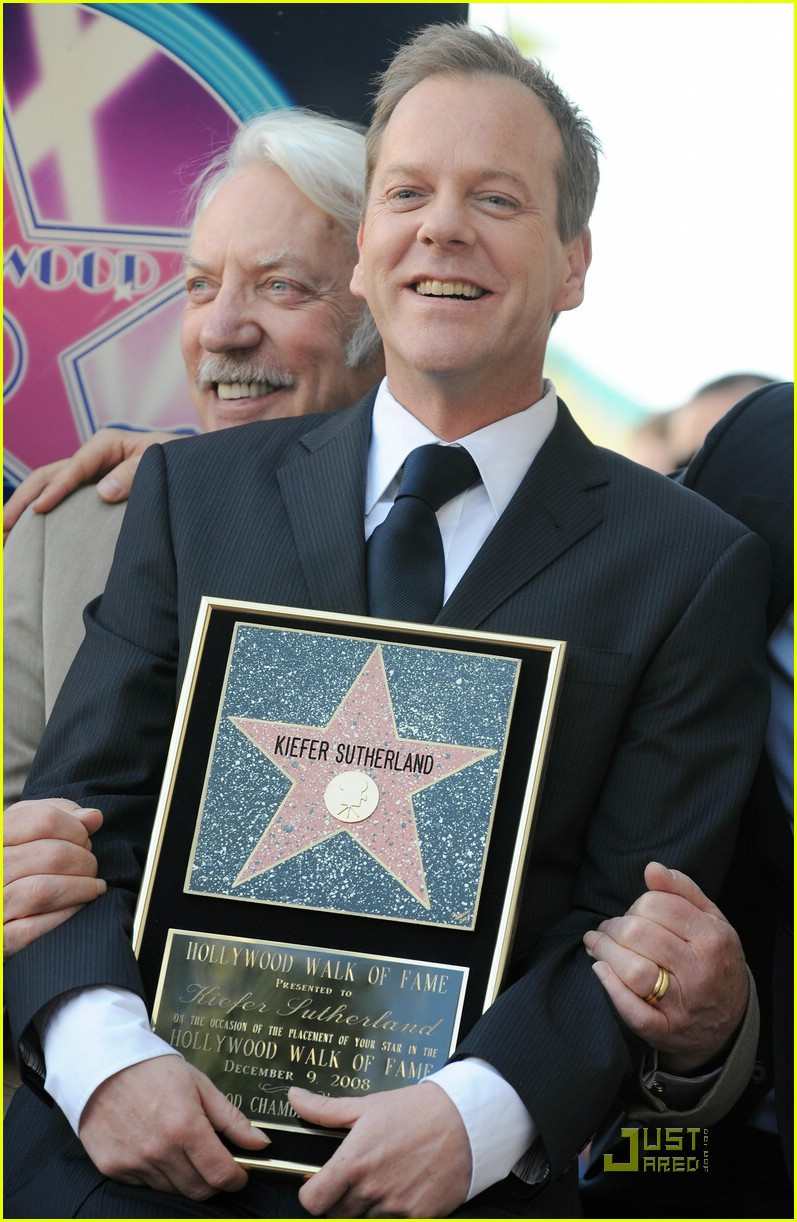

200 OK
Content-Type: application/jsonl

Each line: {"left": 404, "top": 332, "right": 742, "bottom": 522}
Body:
{"left": 367, "top": 444, "right": 480, "bottom": 622}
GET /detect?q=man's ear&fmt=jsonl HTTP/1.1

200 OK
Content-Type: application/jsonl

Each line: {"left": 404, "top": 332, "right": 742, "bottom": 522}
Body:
{"left": 555, "top": 227, "right": 592, "bottom": 314}
{"left": 350, "top": 222, "right": 366, "bottom": 301}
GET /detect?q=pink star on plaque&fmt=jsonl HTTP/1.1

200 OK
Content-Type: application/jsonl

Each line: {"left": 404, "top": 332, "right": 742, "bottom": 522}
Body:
{"left": 230, "top": 645, "right": 494, "bottom": 907}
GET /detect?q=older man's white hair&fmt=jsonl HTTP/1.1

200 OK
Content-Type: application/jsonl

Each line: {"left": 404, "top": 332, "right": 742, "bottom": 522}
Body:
{"left": 189, "top": 110, "right": 381, "bottom": 369}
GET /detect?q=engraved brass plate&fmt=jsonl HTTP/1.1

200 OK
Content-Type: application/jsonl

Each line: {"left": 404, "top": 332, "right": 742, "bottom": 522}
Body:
{"left": 152, "top": 930, "right": 467, "bottom": 1132}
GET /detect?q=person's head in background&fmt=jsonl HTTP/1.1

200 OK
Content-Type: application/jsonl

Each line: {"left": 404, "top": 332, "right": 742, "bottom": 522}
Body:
{"left": 666, "top": 373, "right": 776, "bottom": 469}
{"left": 630, "top": 373, "right": 776, "bottom": 473}
{"left": 182, "top": 109, "right": 384, "bottom": 431}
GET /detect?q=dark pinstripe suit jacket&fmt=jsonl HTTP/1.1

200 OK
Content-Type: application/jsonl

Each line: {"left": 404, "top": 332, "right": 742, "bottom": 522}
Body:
{"left": 681, "top": 382, "right": 793, "bottom": 1176}
{"left": 5, "top": 393, "right": 772, "bottom": 1212}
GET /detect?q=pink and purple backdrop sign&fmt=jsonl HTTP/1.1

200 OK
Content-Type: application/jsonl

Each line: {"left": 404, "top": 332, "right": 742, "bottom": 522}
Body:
{"left": 3, "top": 3, "right": 465, "bottom": 490}
{"left": 3, "top": 3, "right": 288, "bottom": 484}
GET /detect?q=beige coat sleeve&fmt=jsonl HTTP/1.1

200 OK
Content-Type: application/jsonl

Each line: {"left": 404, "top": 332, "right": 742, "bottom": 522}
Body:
{"left": 3, "top": 490, "right": 126, "bottom": 807}
{"left": 626, "top": 968, "right": 760, "bottom": 1127}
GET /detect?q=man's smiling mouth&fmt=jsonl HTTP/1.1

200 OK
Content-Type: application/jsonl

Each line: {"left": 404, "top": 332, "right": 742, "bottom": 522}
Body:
{"left": 414, "top": 279, "right": 485, "bottom": 299}
{"left": 216, "top": 382, "right": 283, "bottom": 400}
{"left": 197, "top": 357, "right": 297, "bottom": 401}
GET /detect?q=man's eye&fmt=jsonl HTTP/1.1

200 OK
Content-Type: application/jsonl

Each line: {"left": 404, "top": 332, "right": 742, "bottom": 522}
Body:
{"left": 480, "top": 194, "right": 517, "bottom": 209}
{"left": 266, "top": 279, "right": 307, "bottom": 299}
{"left": 186, "top": 278, "right": 214, "bottom": 298}
{"left": 386, "top": 188, "right": 423, "bottom": 207}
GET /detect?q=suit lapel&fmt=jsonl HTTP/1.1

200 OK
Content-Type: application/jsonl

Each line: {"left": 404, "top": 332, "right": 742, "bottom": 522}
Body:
{"left": 276, "top": 395, "right": 609, "bottom": 628}
{"left": 439, "top": 402, "right": 609, "bottom": 627}
{"left": 277, "top": 393, "right": 375, "bottom": 616}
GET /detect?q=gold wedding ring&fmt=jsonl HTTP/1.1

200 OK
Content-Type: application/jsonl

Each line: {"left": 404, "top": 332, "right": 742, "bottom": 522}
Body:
{"left": 645, "top": 966, "right": 670, "bottom": 1005}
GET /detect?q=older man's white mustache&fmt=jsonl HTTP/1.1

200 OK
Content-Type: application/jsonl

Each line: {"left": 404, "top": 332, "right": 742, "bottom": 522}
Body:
{"left": 196, "top": 357, "right": 297, "bottom": 393}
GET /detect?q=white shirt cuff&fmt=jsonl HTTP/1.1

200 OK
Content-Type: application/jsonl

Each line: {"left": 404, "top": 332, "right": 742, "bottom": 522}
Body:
{"left": 427, "top": 1058, "right": 536, "bottom": 1199}
{"left": 38, "top": 985, "right": 180, "bottom": 1134}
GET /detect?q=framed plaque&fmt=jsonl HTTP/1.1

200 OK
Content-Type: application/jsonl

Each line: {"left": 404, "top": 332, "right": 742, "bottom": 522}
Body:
{"left": 133, "top": 599, "right": 565, "bottom": 1176}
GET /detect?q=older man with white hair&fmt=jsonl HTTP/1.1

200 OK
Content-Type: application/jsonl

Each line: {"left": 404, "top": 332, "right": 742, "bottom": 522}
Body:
{"left": 3, "top": 108, "right": 384, "bottom": 817}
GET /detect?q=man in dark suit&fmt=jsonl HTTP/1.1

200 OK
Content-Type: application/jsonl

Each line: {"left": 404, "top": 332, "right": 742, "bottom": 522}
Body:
{"left": 681, "top": 383, "right": 792, "bottom": 1187}
{"left": 581, "top": 382, "right": 792, "bottom": 1217}
{"left": 4, "top": 23, "right": 771, "bottom": 1219}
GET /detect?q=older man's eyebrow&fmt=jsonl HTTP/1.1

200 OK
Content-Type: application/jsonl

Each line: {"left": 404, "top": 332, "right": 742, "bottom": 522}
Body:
{"left": 183, "top": 250, "right": 324, "bottom": 286}
{"left": 253, "top": 251, "right": 326, "bottom": 286}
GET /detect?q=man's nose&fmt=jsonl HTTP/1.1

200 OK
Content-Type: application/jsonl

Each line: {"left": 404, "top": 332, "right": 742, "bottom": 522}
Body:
{"left": 416, "top": 191, "right": 476, "bottom": 249}
{"left": 199, "top": 285, "right": 262, "bottom": 351}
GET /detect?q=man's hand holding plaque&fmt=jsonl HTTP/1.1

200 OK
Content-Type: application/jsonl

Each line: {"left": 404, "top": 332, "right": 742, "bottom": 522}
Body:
{"left": 292, "top": 1081, "right": 471, "bottom": 1218}
{"left": 78, "top": 1057, "right": 269, "bottom": 1200}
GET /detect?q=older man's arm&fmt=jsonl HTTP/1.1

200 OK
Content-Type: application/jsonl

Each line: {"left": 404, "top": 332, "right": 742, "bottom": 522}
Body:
{"left": 3, "top": 800, "right": 106, "bottom": 959}
{"left": 583, "top": 861, "right": 749, "bottom": 1072}
{"left": 583, "top": 861, "right": 758, "bottom": 1119}
{"left": 3, "top": 427, "right": 190, "bottom": 538}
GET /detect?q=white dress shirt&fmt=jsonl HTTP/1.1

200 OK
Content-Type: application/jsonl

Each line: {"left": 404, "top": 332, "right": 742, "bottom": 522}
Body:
{"left": 39, "top": 376, "right": 560, "bottom": 1197}
{"left": 365, "top": 379, "right": 558, "bottom": 600}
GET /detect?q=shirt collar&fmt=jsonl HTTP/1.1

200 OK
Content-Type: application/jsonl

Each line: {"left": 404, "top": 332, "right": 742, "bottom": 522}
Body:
{"left": 365, "top": 377, "right": 559, "bottom": 518}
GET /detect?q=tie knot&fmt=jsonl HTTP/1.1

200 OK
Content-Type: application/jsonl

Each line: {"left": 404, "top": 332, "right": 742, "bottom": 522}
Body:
{"left": 397, "top": 444, "right": 480, "bottom": 513}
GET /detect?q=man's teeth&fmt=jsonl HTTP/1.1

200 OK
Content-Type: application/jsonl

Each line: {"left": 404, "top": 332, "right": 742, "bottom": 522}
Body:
{"left": 415, "top": 279, "right": 484, "bottom": 298}
{"left": 217, "top": 382, "right": 271, "bottom": 400}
